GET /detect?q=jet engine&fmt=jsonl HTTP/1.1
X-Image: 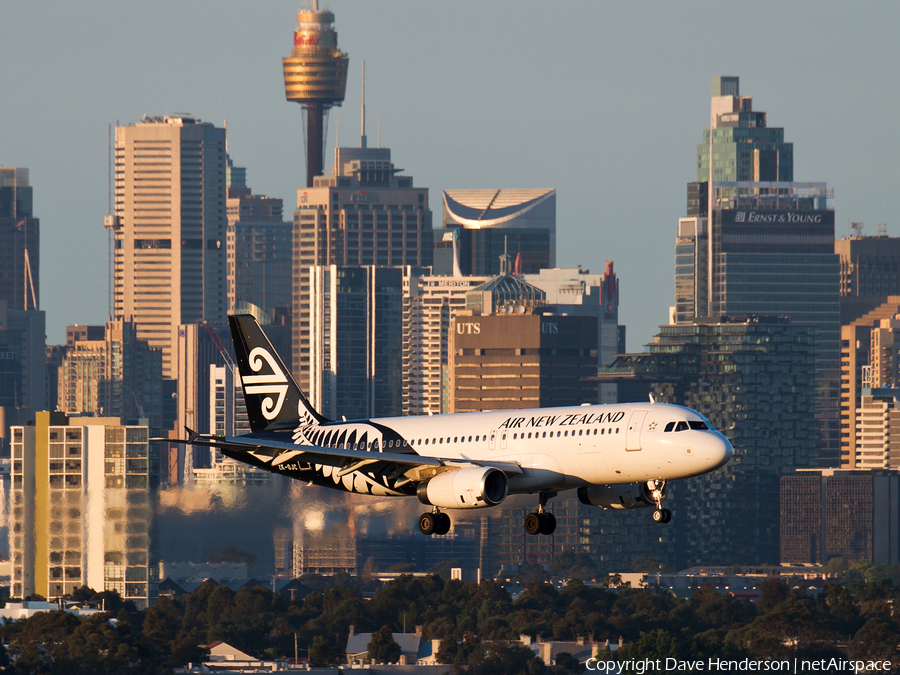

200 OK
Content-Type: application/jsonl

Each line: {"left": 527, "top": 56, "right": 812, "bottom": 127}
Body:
{"left": 578, "top": 483, "right": 654, "bottom": 510}
{"left": 417, "top": 467, "right": 509, "bottom": 509}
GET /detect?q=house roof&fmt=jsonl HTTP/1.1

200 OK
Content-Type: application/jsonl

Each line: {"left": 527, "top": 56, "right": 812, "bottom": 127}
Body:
{"left": 346, "top": 632, "right": 421, "bottom": 657}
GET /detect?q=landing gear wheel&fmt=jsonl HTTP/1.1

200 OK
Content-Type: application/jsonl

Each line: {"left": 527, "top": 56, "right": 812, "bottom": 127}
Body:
{"left": 539, "top": 512, "right": 557, "bottom": 535}
{"left": 661, "top": 508, "right": 672, "bottom": 523}
{"left": 524, "top": 512, "right": 543, "bottom": 535}
{"left": 652, "top": 508, "right": 671, "bottom": 524}
{"left": 418, "top": 512, "right": 437, "bottom": 535}
{"left": 435, "top": 512, "right": 451, "bottom": 535}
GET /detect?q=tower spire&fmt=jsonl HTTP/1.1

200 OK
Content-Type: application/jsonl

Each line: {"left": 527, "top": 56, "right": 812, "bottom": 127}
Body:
{"left": 360, "top": 60, "right": 367, "bottom": 149}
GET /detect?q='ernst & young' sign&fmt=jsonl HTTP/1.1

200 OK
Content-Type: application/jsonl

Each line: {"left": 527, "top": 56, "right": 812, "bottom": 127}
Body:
{"left": 734, "top": 211, "right": 823, "bottom": 224}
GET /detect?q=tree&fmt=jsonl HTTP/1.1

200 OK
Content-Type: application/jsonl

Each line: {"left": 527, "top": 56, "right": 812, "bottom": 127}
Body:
{"left": 757, "top": 577, "right": 789, "bottom": 613}
{"left": 849, "top": 617, "right": 900, "bottom": 664}
{"left": 367, "top": 624, "right": 402, "bottom": 664}
{"left": 552, "top": 651, "right": 586, "bottom": 674}
{"left": 309, "top": 634, "right": 340, "bottom": 666}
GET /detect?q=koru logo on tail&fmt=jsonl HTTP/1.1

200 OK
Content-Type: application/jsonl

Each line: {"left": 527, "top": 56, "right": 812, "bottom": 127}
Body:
{"left": 242, "top": 348, "right": 288, "bottom": 420}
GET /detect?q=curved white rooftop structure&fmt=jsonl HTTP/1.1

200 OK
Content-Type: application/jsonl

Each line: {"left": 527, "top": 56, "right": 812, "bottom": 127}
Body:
{"left": 443, "top": 189, "right": 555, "bottom": 229}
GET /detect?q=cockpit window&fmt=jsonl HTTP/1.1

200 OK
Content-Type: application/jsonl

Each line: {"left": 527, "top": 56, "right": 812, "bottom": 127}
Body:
{"left": 689, "top": 421, "right": 709, "bottom": 430}
{"left": 664, "top": 422, "right": 676, "bottom": 432}
{"left": 674, "top": 421, "right": 689, "bottom": 432}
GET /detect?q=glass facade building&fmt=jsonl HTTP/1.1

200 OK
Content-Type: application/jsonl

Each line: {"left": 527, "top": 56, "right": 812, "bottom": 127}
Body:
{"left": 696, "top": 76, "right": 793, "bottom": 183}
{"left": 674, "top": 182, "right": 840, "bottom": 464}
{"left": 600, "top": 317, "right": 818, "bottom": 567}
{"left": 308, "top": 265, "right": 404, "bottom": 420}
{"left": 781, "top": 469, "right": 900, "bottom": 566}
{"left": 292, "top": 144, "right": 432, "bottom": 392}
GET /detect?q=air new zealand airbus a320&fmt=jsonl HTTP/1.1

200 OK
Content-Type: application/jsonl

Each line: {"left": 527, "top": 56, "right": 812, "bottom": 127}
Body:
{"left": 168, "top": 315, "right": 733, "bottom": 536}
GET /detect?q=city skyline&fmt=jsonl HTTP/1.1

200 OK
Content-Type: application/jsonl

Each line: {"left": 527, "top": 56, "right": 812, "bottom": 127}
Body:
{"left": 2, "top": 1, "right": 899, "bottom": 347}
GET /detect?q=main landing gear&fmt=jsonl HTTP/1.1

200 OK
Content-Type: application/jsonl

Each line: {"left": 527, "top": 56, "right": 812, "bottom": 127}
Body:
{"left": 648, "top": 479, "right": 671, "bottom": 524}
{"left": 524, "top": 491, "right": 557, "bottom": 536}
{"left": 418, "top": 509, "right": 451, "bottom": 536}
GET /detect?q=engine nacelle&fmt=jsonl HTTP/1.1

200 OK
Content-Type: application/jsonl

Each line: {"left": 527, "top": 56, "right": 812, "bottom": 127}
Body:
{"left": 578, "top": 483, "right": 654, "bottom": 510}
{"left": 417, "top": 467, "right": 509, "bottom": 509}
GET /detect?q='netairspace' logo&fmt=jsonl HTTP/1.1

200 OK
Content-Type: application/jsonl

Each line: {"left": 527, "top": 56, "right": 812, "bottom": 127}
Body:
{"left": 584, "top": 658, "right": 893, "bottom": 673}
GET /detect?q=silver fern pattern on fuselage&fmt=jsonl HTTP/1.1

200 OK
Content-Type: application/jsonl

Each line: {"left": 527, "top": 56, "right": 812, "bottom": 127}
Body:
{"left": 242, "top": 412, "right": 418, "bottom": 496}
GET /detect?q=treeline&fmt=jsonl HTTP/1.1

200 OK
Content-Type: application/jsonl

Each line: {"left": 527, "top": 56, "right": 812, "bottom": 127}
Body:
{"left": 1, "top": 571, "right": 900, "bottom": 674}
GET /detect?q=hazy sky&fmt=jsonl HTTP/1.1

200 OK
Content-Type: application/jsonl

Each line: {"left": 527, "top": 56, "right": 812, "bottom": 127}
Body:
{"left": 3, "top": 1, "right": 898, "bottom": 348}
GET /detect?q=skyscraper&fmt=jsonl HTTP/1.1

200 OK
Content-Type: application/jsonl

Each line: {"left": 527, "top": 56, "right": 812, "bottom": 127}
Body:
{"left": 292, "top": 142, "right": 432, "bottom": 390}
{"left": 403, "top": 272, "right": 491, "bottom": 416}
{"left": 835, "top": 235, "right": 900, "bottom": 467}
{"left": 599, "top": 317, "right": 819, "bottom": 567}
{"left": 0, "top": 168, "right": 39, "bottom": 311}
{"left": 113, "top": 116, "right": 228, "bottom": 378}
{"left": 781, "top": 469, "right": 900, "bottom": 566}
{"left": 225, "top": 159, "right": 292, "bottom": 318}
{"left": 307, "top": 265, "right": 405, "bottom": 420}
{"left": 674, "top": 77, "right": 840, "bottom": 463}
{"left": 696, "top": 76, "right": 793, "bottom": 183}
{"left": 282, "top": 4, "right": 349, "bottom": 187}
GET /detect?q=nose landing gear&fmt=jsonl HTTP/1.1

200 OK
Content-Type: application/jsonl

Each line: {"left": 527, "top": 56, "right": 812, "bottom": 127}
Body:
{"left": 648, "top": 479, "right": 671, "bottom": 523}
{"left": 524, "top": 491, "right": 557, "bottom": 535}
{"left": 418, "top": 509, "right": 451, "bottom": 535}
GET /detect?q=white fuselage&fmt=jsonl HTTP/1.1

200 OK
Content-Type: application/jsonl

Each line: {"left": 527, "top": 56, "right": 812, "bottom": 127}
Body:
{"left": 305, "top": 401, "right": 732, "bottom": 496}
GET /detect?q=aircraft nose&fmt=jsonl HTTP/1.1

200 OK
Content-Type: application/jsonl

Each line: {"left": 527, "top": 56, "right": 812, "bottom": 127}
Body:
{"left": 704, "top": 432, "right": 733, "bottom": 470}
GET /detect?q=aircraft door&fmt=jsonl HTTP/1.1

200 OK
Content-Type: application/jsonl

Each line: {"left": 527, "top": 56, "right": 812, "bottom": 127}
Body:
{"left": 501, "top": 431, "right": 508, "bottom": 450}
{"left": 625, "top": 411, "right": 647, "bottom": 451}
{"left": 489, "top": 431, "right": 497, "bottom": 450}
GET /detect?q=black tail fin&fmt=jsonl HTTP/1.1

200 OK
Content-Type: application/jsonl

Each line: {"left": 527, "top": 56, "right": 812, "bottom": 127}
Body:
{"left": 228, "top": 314, "right": 329, "bottom": 432}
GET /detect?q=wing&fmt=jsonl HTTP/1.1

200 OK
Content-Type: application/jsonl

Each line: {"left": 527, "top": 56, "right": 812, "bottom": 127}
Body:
{"left": 159, "top": 429, "right": 522, "bottom": 487}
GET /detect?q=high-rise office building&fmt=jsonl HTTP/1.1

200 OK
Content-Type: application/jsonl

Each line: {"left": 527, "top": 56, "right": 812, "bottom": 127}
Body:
{"left": 434, "top": 189, "right": 556, "bottom": 277}
{"left": 599, "top": 317, "right": 818, "bottom": 567}
{"left": 781, "top": 469, "right": 900, "bottom": 566}
{"left": 835, "top": 236, "right": 900, "bottom": 465}
{"left": 524, "top": 264, "right": 625, "bottom": 404}
{"left": 282, "top": 4, "right": 349, "bottom": 187}
{"left": 10, "top": 412, "right": 157, "bottom": 607}
{"left": 449, "top": 313, "right": 598, "bottom": 413}
{"left": 403, "top": 272, "right": 491, "bottom": 416}
{"left": 836, "top": 234, "right": 900, "bottom": 299}
{"left": 0, "top": 168, "right": 39, "bottom": 311}
{"left": 675, "top": 77, "right": 840, "bottom": 464}
{"left": 57, "top": 320, "right": 164, "bottom": 428}
{"left": 839, "top": 302, "right": 900, "bottom": 466}
{"left": 226, "top": 160, "right": 292, "bottom": 318}
{"left": 307, "top": 265, "right": 405, "bottom": 420}
{"left": 0, "top": 300, "right": 47, "bottom": 420}
{"left": 447, "top": 258, "right": 597, "bottom": 413}
{"left": 113, "top": 116, "right": 228, "bottom": 378}
{"left": 696, "top": 76, "right": 793, "bottom": 183}
{"left": 292, "top": 142, "right": 432, "bottom": 390}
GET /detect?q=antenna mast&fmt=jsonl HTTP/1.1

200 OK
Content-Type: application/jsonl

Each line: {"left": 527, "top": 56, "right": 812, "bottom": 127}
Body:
{"left": 360, "top": 60, "right": 366, "bottom": 148}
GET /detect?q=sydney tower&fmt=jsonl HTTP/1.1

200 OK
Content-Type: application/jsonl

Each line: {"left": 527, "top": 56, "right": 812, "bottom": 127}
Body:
{"left": 282, "top": 2, "right": 349, "bottom": 187}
